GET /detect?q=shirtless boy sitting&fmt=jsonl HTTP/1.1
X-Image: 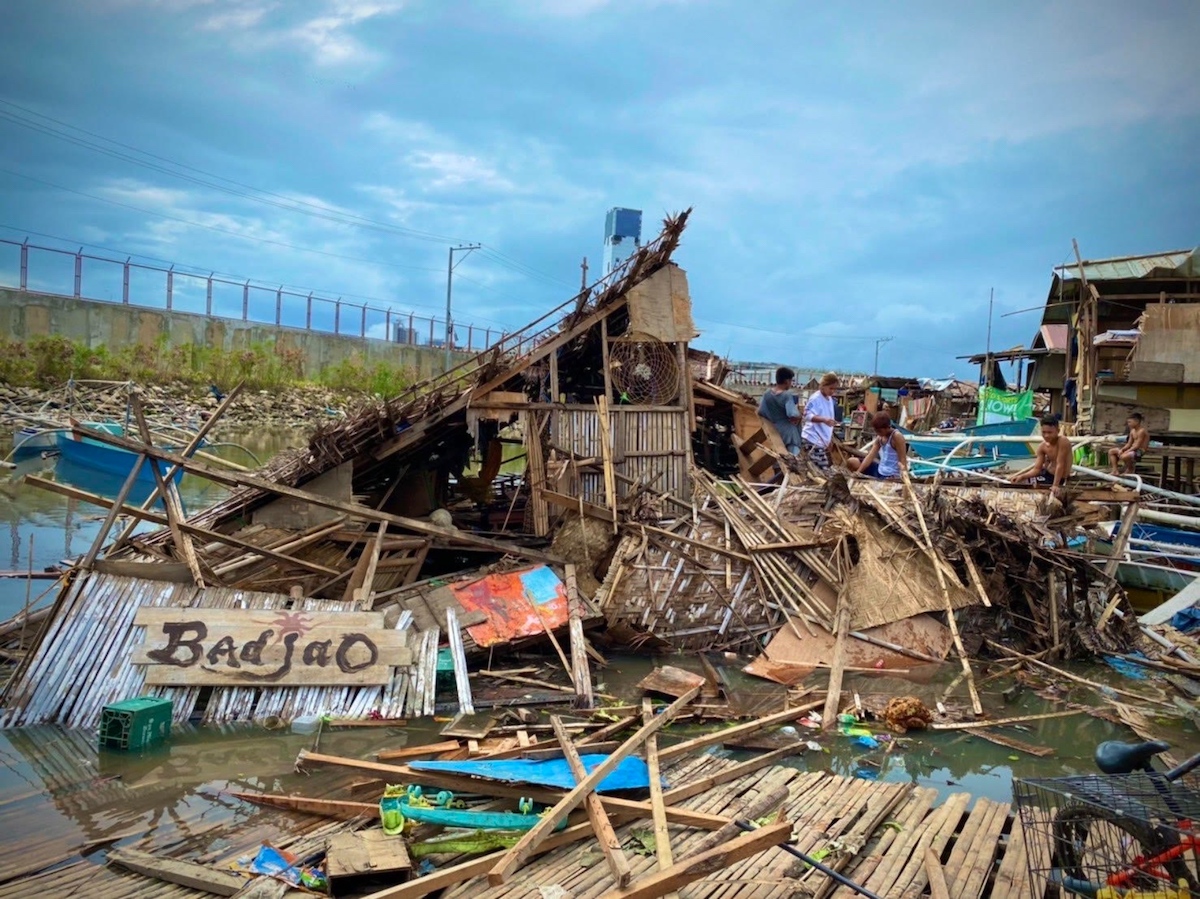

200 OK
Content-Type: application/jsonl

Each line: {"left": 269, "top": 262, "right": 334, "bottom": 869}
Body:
{"left": 1109, "top": 412, "right": 1150, "bottom": 475}
{"left": 1008, "top": 415, "right": 1073, "bottom": 498}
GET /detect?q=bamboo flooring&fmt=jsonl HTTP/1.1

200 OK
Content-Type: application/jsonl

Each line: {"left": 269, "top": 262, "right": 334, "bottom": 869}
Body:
{"left": 438, "top": 759, "right": 1044, "bottom": 899}
{"left": 0, "top": 752, "right": 1047, "bottom": 899}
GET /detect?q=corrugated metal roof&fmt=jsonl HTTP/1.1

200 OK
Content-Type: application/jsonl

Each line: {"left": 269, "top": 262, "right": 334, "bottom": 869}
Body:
{"left": 1054, "top": 248, "right": 1198, "bottom": 282}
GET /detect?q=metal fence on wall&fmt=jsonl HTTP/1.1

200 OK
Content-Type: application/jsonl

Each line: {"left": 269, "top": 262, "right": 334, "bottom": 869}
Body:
{"left": 0, "top": 237, "right": 503, "bottom": 352}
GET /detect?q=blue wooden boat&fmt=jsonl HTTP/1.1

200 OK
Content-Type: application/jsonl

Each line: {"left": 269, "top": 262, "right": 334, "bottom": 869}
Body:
{"left": 54, "top": 423, "right": 189, "bottom": 486}
{"left": 903, "top": 418, "right": 1039, "bottom": 461}
{"left": 379, "top": 786, "right": 565, "bottom": 835}
{"left": 408, "top": 754, "right": 653, "bottom": 793}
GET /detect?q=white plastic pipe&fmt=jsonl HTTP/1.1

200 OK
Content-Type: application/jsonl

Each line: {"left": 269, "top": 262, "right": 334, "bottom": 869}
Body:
{"left": 1073, "top": 463, "right": 1200, "bottom": 508}
{"left": 1139, "top": 508, "right": 1200, "bottom": 531}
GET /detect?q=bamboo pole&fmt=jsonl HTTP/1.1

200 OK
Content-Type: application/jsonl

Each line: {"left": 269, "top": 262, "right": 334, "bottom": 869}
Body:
{"left": 900, "top": 468, "right": 982, "bottom": 716}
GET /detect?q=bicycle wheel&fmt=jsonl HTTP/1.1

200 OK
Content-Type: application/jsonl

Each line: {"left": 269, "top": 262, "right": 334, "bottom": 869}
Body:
{"left": 1052, "top": 803, "right": 1196, "bottom": 895}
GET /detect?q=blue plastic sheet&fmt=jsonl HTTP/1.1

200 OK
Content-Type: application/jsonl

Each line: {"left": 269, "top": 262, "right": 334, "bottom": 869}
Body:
{"left": 410, "top": 755, "right": 654, "bottom": 793}
{"left": 1103, "top": 654, "right": 1150, "bottom": 680}
{"left": 1171, "top": 607, "right": 1200, "bottom": 634}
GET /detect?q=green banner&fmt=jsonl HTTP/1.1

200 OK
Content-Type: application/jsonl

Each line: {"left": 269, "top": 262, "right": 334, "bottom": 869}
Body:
{"left": 977, "top": 387, "right": 1034, "bottom": 425}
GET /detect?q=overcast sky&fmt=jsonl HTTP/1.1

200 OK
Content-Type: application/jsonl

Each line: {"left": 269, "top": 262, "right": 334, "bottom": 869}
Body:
{"left": 1, "top": 0, "right": 1197, "bottom": 379}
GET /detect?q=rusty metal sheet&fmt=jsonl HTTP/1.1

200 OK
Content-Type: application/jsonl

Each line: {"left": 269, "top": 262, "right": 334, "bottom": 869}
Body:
{"left": 452, "top": 565, "right": 569, "bottom": 648}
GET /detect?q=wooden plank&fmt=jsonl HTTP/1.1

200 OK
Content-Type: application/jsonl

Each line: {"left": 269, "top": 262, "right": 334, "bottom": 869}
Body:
{"left": 80, "top": 452, "right": 148, "bottom": 570}
{"left": 565, "top": 564, "right": 594, "bottom": 709}
{"left": 930, "top": 709, "right": 1085, "bottom": 731}
{"left": 65, "top": 426, "right": 559, "bottom": 563}
{"left": 132, "top": 608, "right": 411, "bottom": 686}
{"left": 107, "top": 847, "right": 247, "bottom": 895}
{"left": 327, "top": 830, "right": 410, "bottom": 889}
{"left": 962, "top": 728, "right": 1054, "bottom": 758}
{"left": 525, "top": 411, "right": 550, "bottom": 537}
{"left": 1097, "top": 501, "right": 1140, "bottom": 628}
{"left": 376, "top": 740, "right": 462, "bottom": 761}
{"left": 131, "top": 399, "right": 205, "bottom": 587}
{"left": 659, "top": 699, "right": 822, "bottom": 760}
{"left": 550, "top": 715, "right": 632, "bottom": 888}
{"left": 597, "top": 394, "right": 618, "bottom": 532}
{"left": 925, "top": 848, "right": 951, "bottom": 899}
{"left": 542, "top": 489, "right": 616, "bottom": 522}
{"left": 642, "top": 698, "right": 676, "bottom": 897}
{"left": 26, "top": 476, "right": 341, "bottom": 576}
{"left": 486, "top": 685, "right": 702, "bottom": 885}
{"left": 351, "top": 522, "right": 388, "bottom": 606}
{"left": 110, "top": 381, "right": 245, "bottom": 552}
{"left": 821, "top": 598, "right": 850, "bottom": 731}
{"left": 446, "top": 607, "right": 474, "bottom": 715}
{"left": 223, "top": 790, "right": 377, "bottom": 821}
{"left": 594, "top": 822, "right": 793, "bottom": 899}
{"left": 638, "top": 665, "right": 707, "bottom": 698}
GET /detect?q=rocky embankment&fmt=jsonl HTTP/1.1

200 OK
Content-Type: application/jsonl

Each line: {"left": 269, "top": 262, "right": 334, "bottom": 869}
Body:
{"left": 0, "top": 381, "right": 362, "bottom": 441}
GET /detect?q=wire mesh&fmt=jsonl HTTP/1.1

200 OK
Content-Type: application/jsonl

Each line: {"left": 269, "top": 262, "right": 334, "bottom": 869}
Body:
{"left": 1014, "top": 773, "right": 1200, "bottom": 898}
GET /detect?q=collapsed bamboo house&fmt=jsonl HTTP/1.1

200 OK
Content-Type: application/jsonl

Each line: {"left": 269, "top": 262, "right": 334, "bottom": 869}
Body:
{"left": 1, "top": 208, "right": 1147, "bottom": 729}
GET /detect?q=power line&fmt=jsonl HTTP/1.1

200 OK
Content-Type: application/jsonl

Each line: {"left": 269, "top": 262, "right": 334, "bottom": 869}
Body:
{"left": 0, "top": 101, "right": 464, "bottom": 246}
{"left": 0, "top": 167, "right": 463, "bottom": 274}
{"left": 0, "top": 99, "right": 577, "bottom": 289}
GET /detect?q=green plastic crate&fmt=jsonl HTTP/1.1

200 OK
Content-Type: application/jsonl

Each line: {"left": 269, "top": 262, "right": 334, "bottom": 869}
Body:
{"left": 99, "top": 696, "right": 172, "bottom": 751}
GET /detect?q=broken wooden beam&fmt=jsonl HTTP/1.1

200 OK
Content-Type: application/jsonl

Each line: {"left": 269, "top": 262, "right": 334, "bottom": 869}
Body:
{"left": 26, "top": 476, "right": 341, "bottom": 576}
{"left": 64, "top": 425, "right": 560, "bottom": 563}
{"left": 550, "top": 715, "right": 632, "bottom": 888}
{"left": 486, "top": 685, "right": 702, "bottom": 885}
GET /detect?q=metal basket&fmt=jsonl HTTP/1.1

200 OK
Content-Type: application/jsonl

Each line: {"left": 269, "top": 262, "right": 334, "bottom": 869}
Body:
{"left": 1013, "top": 773, "right": 1200, "bottom": 898}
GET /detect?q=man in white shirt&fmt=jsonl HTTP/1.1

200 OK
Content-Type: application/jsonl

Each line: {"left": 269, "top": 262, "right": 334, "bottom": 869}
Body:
{"left": 802, "top": 372, "right": 840, "bottom": 470}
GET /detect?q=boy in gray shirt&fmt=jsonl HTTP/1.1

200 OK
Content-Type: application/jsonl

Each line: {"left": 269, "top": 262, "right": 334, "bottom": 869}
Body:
{"left": 758, "top": 366, "right": 802, "bottom": 453}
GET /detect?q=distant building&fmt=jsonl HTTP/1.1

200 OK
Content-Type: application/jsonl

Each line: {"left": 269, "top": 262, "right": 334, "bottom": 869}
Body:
{"left": 603, "top": 207, "right": 642, "bottom": 274}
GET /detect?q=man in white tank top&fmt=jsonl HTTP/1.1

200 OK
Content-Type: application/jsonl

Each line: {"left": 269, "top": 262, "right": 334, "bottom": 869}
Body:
{"left": 848, "top": 412, "right": 908, "bottom": 479}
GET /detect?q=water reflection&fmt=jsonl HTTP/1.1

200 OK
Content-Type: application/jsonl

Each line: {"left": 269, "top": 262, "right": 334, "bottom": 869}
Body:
{"left": 0, "top": 427, "right": 308, "bottom": 619}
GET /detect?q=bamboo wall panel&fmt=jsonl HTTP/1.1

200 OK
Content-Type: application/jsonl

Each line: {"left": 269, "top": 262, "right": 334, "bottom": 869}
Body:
{"left": 0, "top": 573, "right": 425, "bottom": 727}
{"left": 553, "top": 407, "right": 692, "bottom": 506}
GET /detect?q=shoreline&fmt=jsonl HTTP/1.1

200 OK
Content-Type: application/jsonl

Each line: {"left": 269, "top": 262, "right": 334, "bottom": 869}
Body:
{"left": 0, "top": 379, "right": 368, "bottom": 442}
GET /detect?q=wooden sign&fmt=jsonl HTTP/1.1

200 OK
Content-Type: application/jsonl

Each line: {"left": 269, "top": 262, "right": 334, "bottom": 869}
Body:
{"left": 133, "top": 608, "right": 413, "bottom": 686}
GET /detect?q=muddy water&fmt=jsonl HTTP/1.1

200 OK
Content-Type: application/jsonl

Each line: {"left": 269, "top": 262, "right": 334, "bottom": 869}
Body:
{"left": 1, "top": 654, "right": 1195, "bottom": 873}
{"left": 0, "top": 426, "right": 1196, "bottom": 870}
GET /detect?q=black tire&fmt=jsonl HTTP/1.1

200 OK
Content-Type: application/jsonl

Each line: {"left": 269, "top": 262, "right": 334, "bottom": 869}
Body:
{"left": 1051, "top": 803, "right": 1196, "bottom": 895}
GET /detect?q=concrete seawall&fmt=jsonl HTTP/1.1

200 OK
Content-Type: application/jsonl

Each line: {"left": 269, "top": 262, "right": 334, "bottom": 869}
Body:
{"left": 0, "top": 289, "right": 472, "bottom": 380}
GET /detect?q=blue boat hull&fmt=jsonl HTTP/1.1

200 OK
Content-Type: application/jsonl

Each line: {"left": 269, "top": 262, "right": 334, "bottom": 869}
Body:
{"left": 904, "top": 418, "right": 1038, "bottom": 461}
{"left": 55, "top": 432, "right": 184, "bottom": 486}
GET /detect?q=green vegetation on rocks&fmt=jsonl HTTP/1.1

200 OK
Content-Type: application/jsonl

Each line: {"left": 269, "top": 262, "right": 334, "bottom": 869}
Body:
{"left": 0, "top": 335, "right": 417, "bottom": 396}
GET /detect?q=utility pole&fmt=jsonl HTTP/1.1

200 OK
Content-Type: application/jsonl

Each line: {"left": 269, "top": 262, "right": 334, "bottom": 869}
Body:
{"left": 984, "top": 288, "right": 993, "bottom": 386}
{"left": 445, "top": 243, "right": 480, "bottom": 370}
{"left": 580, "top": 257, "right": 589, "bottom": 291}
{"left": 873, "top": 336, "right": 893, "bottom": 376}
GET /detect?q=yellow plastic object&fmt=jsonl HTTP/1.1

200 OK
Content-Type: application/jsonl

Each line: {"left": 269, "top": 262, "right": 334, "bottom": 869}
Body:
{"left": 1095, "top": 878, "right": 1190, "bottom": 899}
